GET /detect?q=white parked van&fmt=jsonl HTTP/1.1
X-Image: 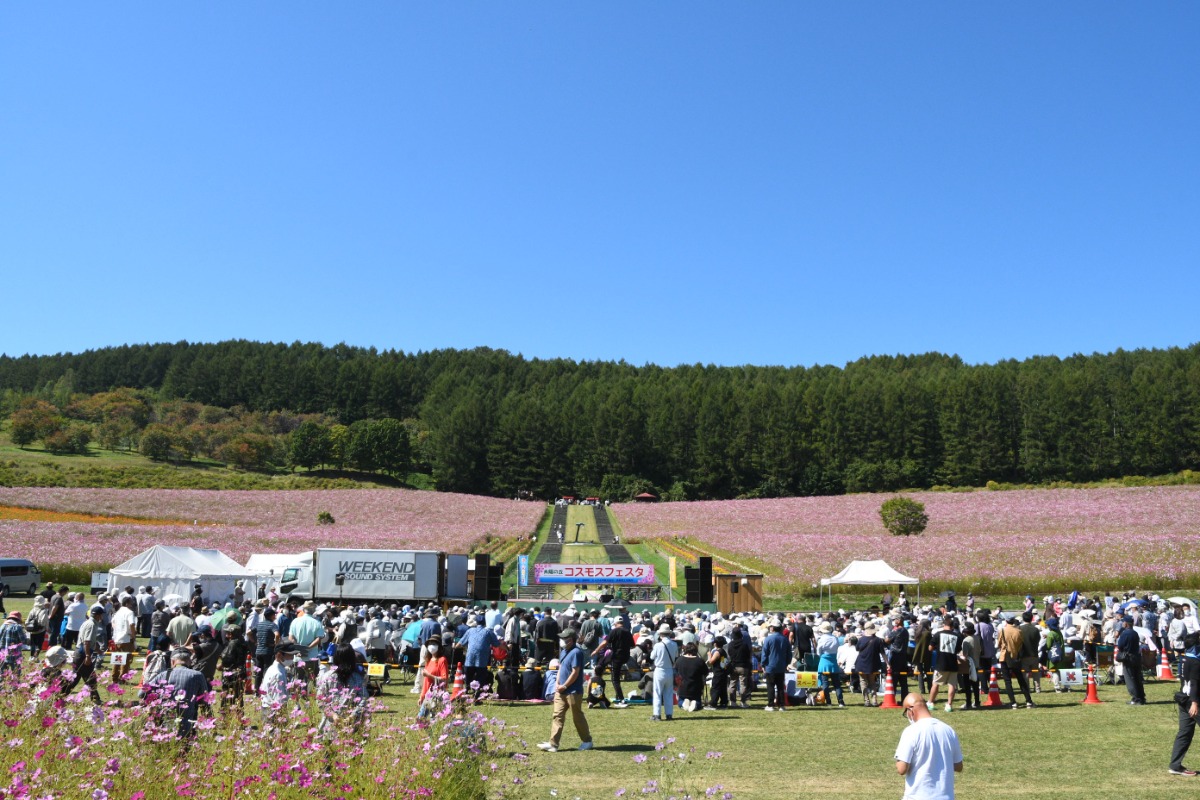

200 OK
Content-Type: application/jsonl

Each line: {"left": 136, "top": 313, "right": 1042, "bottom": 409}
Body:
{"left": 0, "top": 559, "right": 43, "bottom": 596}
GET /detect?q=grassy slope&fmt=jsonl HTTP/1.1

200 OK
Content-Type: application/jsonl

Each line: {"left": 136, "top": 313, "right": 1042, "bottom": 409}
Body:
{"left": 0, "top": 424, "right": 426, "bottom": 490}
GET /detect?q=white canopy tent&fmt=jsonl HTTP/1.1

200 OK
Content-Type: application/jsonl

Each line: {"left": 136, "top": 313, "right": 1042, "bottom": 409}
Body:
{"left": 819, "top": 559, "right": 920, "bottom": 610}
{"left": 244, "top": 553, "right": 306, "bottom": 583}
{"left": 108, "top": 546, "right": 261, "bottom": 609}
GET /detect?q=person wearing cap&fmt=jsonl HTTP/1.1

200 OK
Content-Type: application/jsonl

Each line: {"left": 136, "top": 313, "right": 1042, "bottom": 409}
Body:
{"left": 762, "top": 619, "right": 791, "bottom": 711}
{"left": 63, "top": 592, "right": 88, "bottom": 650}
{"left": 1169, "top": 630, "right": 1200, "bottom": 776}
{"left": 997, "top": 616, "right": 1034, "bottom": 708}
{"left": 885, "top": 615, "right": 911, "bottom": 702}
{"left": 288, "top": 601, "right": 325, "bottom": 684}
{"left": 168, "top": 605, "right": 197, "bottom": 648}
{"left": 460, "top": 613, "right": 499, "bottom": 696}
{"left": 25, "top": 596, "right": 49, "bottom": 654}
{"left": 109, "top": 596, "right": 138, "bottom": 684}
{"left": 136, "top": 586, "right": 155, "bottom": 639}
{"left": 1116, "top": 615, "right": 1146, "bottom": 705}
{"left": 896, "top": 692, "right": 964, "bottom": 799}
{"left": 593, "top": 616, "right": 634, "bottom": 706}
{"left": 0, "top": 611, "right": 28, "bottom": 675}
{"left": 537, "top": 628, "right": 594, "bottom": 752}
{"left": 815, "top": 622, "right": 845, "bottom": 707}
{"left": 418, "top": 634, "right": 449, "bottom": 705}
{"left": 217, "top": 625, "right": 249, "bottom": 709}
{"left": 856, "top": 624, "right": 887, "bottom": 707}
{"left": 649, "top": 624, "right": 679, "bottom": 721}
{"left": 47, "top": 585, "right": 69, "bottom": 648}
{"left": 40, "top": 645, "right": 70, "bottom": 686}
{"left": 1017, "top": 611, "right": 1043, "bottom": 694}
{"left": 261, "top": 641, "right": 302, "bottom": 719}
{"left": 150, "top": 649, "right": 210, "bottom": 738}
{"left": 64, "top": 605, "right": 108, "bottom": 703}
{"left": 252, "top": 607, "right": 280, "bottom": 692}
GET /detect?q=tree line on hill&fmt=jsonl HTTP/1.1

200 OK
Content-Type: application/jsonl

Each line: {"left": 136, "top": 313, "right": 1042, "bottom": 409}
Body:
{"left": 1, "top": 339, "right": 1198, "bottom": 499}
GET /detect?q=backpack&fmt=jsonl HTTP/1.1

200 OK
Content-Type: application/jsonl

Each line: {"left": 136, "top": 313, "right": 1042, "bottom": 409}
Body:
{"left": 1048, "top": 632, "right": 1065, "bottom": 664}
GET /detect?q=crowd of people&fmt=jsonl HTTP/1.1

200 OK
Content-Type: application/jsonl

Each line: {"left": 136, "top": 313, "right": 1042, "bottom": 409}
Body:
{"left": 1, "top": 581, "right": 1199, "bottom": 782}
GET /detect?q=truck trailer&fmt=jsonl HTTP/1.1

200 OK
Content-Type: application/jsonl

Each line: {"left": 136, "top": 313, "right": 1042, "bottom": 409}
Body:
{"left": 279, "top": 548, "right": 444, "bottom": 604}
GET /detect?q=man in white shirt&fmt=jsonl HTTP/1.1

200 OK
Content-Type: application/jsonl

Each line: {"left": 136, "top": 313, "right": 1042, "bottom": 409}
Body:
{"left": 896, "top": 693, "right": 963, "bottom": 800}
{"left": 260, "top": 642, "right": 301, "bottom": 727}
{"left": 110, "top": 597, "right": 139, "bottom": 684}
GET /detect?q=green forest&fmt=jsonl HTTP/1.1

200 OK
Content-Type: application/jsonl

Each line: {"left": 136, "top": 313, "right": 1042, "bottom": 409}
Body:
{"left": 1, "top": 340, "right": 1199, "bottom": 499}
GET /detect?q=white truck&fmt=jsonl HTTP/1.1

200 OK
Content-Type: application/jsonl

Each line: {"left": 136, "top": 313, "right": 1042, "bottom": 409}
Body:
{"left": 279, "top": 548, "right": 443, "bottom": 604}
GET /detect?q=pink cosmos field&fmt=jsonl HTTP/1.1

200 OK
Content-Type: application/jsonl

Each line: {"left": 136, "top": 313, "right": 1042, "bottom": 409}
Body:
{"left": 614, "top": 486, "right": 1200, "bottom": 592}
{"left": 0, "top": 488, "right": 545, "bottom": 568}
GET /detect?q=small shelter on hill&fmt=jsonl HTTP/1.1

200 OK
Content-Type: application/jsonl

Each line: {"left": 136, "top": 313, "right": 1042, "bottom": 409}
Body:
{"left": 633, "top": 492, "right": 658, "bottom": 502}
{"left": 108, "top": 545, "right": 261, "bottom": 607}
{"left": 819, "top": 559, "right": 919, "bottom": 609}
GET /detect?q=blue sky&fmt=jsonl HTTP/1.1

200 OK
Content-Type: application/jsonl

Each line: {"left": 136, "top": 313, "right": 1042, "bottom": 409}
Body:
{"left": 2, "top": 4, "right": 1197, "bottom": 368}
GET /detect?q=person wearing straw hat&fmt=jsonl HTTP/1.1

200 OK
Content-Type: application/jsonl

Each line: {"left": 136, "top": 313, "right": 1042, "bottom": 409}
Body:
{"left": 649, "top": 624, "right": 679, "bottom": 721}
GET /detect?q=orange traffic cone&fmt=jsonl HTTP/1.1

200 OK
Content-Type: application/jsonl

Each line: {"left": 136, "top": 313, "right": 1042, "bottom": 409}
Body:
{"left": 41, "top": 636, "right": 49, "bottom": 652}
{"left": 1158, "top": 648, "right": 1175, "bottom": 681}
{"left": 982, "top": 665, "right": 1003, "bottom": 708}
{"left": 879, "top": 667, "right": 900, "bottom": 708}
{"left": 1083, "top": 664, "right": 1103, "bottom": 705}
{"left": 451, "top": 664, "right": 466, "bottom": 700}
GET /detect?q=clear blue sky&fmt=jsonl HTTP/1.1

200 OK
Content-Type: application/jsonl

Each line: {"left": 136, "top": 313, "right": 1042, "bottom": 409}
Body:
{"left": 2, "top": 4, "right": 1197, "bottom": 368}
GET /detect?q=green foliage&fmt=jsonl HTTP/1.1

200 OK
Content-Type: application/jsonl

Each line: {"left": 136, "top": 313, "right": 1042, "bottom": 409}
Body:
{"left": 316, "top": 510, "right": 335, "bottom": 525}
{"left": 43, "top": 423, "right": 92, "bottom": 455}
{"left": 219, "top": 432, "right": 278, "bottom": 470}
{"left": 879, "top": 496, "right": 929, "bottom": 536}
{"left": 4, "top": 340, "right": 1200, "bottom": 500}
{"left": 10, "top": 400, "right": 63, "bottom": 447}
{"left": 138, "top": 423, "right": 177, "bottom": 461}
{"left": 599, "top": 473, "right": 659, "bottom": 502}
{"left": 289, "top": 420, "right": 331, "bottom": 470}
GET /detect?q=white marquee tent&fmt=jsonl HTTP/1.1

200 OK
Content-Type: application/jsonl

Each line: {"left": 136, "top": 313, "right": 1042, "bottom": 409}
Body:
{"left": 819, "top": 559, "right": 920, "bottom": 609}
{"left": 108, "top": 545, "right": 261, "bottom": 607}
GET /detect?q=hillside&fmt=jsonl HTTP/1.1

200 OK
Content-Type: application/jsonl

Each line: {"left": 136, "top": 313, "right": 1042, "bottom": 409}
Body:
{"left": 3, "top": 339, "right": 1200, "bottom": 499}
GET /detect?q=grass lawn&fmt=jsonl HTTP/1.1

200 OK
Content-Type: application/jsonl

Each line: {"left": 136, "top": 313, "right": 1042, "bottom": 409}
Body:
{"left": 391, "top": 672, "right": 1188, "bottom": 800}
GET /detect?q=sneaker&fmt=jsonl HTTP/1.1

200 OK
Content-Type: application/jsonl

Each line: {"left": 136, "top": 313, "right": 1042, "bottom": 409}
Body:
{"left": 537, "top": 742, "right": 557, "bottom": 752}
{"left": 764, "top": 706, "right": 776, "bottom": 712}
{"left": 1168, "top": 768, "right": 1198, "bottom": 776}
{"left": 578, "top": 742, "right": 594, "bottom": 751}
{"left": 649, "top": 716, "right": 660, "bottom": 722}
{"left": 837, "top": 702, "right": 846, "bottom": 708}
{"left": 1026, "top": 702, "right": 1036, "bottom": 709}
{"left": 1010, "top": 702, "right": 1020, "bottom": 709}
{"left": 959, "top": 703, "right": 972, "bottom": 711}
{"left": 613, "top": 702, "right": 628, "bottom": 708}
{"left": 702, "top": 705, "right": 716, "bottom": 711}
{"left": 925, "top": 701, "right": 934, "bottom": 710}
{"left": 944, "top": 704, "right": 953, "bottom": 713}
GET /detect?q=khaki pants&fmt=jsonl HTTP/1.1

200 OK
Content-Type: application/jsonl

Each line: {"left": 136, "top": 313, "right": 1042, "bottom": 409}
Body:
{"left": 549, "top": 692, "right": 592, "bottom": 748}
{"left": 111, "top": 642, "right": 135, "bottom": 683}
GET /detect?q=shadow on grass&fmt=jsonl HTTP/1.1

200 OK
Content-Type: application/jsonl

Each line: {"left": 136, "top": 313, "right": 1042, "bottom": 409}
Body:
{"left": 593, "top": 743, "right": 655, "bottom": 752}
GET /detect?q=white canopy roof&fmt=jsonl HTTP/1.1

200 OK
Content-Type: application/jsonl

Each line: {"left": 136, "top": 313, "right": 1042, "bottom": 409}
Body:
{"left": 820, "top": 559, "right": 919, "bottom": 587}
{"left": 108, "top": 545, "right": 260, "bottom": 607}
{"left": 244, "top": 553, "right": 306, "bottom": 579}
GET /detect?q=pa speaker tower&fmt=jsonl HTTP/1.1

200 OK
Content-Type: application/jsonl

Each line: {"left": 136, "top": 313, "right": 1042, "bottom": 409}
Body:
{"left": 684, "top": 566, "right": 700, "bottom": 604}
{"left": 488, "top": 562, "right": 504, "bottom": 601}
{"left": 698, "top": 557, "right": 714, "bottom": 604}
{"left": 473, "top": 553, "right": 490, "bottom": 600}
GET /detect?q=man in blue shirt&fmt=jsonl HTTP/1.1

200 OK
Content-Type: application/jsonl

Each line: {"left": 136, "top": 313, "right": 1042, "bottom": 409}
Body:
{"left": 461, "top": 614, "right": 499, "bottom": 697}
{"left": 762, "top": 620, "right": 792, "bottom": 711}
{"left": 1116, "top": 616, "right": 1146, "bottom": 705}
{"left": 538, "top": 629, "right": 594, "bottom": 753}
